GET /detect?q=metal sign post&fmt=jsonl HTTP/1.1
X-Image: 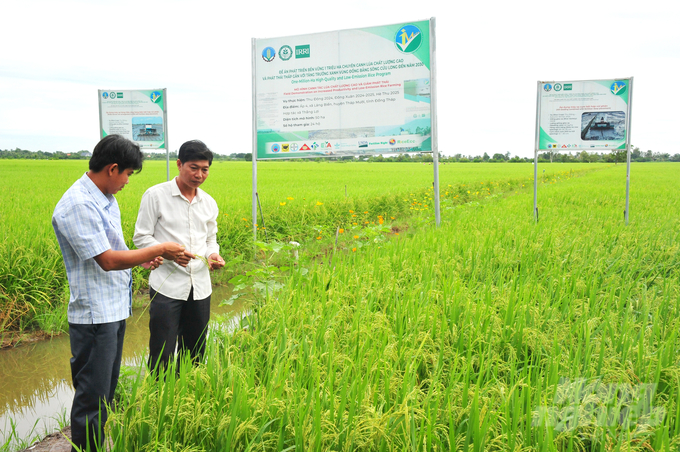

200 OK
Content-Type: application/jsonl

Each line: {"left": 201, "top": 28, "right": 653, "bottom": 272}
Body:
{"left": 533, "top": 77, "right": 632, "bottom": 223}
{"left": 430, "top": 18, "right": 440, "bottom": 227}
{"left": 624, "top": 78, "right": 634, "bottom": 225}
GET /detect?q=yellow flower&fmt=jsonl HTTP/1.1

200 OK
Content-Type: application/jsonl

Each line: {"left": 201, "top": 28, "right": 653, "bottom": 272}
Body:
{"left": 353, "top": 235, "right": 359, "bottom": 239}
{"left": 352, "top": 222, "right": 357, "bottom": 226}
{"left": 352, "top": 247, "right": 357, "bottom": 252}
{"left": 395, "top": 232, "right": 399, "bottom": 235}
{"left": 378, "top": 219, "right": 384, "bottom": 224}
{"left": 364, "top": 211, "right": 368, "bottom": 214}
{"left": 390, "top": 216, "right": 395, "bottom": 220}
{"left": 280, "top": 202, "right": 286, "bottom": 206}
{"left": 287, "top": 197, "right": 294, "bottom": 200}
{"left": 316, "top": 201, "right": 323, "bottom": 206}
{"left": 349, "top": 210, "right": 354, "bottom": 213}
{"left": 317, "top": 236, "right": 322, "bottom": 240}
{"left": 339, "top": 229, "right": 344, "bottom": 233}
{"left": 352, "top": 214, "right": 357, "bottom": 217}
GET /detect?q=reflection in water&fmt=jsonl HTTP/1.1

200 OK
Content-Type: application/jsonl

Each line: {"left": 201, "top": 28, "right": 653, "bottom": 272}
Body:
{"left": 0, "top": 286, "right": 242, "bottom": 447}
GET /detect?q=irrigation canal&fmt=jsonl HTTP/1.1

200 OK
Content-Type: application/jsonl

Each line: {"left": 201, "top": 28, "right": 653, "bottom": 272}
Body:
{"left": 0, "top": 285, "right": 244, "bottom": 448}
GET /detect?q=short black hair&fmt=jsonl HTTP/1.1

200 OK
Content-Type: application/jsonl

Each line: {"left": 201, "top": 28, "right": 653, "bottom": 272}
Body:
{"left": 89, "top": 135, "right": 144, "bottom": 173}
{"left": 178, "top": 140, "right": 213, "bottom": 165}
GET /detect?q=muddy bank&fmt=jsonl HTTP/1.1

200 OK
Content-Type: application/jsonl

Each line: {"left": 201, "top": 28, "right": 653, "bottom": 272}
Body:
{"left": 19, "top": 426, "right": 71, "bottom": 452}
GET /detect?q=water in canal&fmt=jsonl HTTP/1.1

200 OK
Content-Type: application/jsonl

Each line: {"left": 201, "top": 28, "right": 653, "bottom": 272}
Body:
{"left": 0, "top": 285, "right": 244, "bottom": 449}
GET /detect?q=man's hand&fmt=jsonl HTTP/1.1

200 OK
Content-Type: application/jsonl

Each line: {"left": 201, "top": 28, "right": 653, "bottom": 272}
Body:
{"left": 208, "top": 253, "right": 225, "bottom": 271}
{"left": 141, "top": 256, "right": 163, "bottom": 270}
{"left": 161, "top": 243, "right": 189, "bottom": 266}
{"left": 175, "top": 250, "right": 196, "bottom": 267}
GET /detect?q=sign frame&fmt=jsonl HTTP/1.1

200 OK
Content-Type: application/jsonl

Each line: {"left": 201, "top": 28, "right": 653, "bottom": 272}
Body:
{"left": 251, "top": 18, "right": 440, "bottom": 239}
{"left": 532, "top": 77, "right": 634, "bottom": 223}
{"left": 98, "top": 88, "right": 171, "bottom": 180}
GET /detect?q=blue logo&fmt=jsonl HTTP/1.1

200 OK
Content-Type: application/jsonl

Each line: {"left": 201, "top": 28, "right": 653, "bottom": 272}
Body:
{"left": 271, "top": 143, "right": 280, "bottom": 153}
{"left": 150, "top": 91, "right": 162, "bottom": 103}
{"left": 102, "top": 92, "right": 109, "bottom": 99}
{"left": 262, "top": 47, "right": 276, "bottom": 62}
{"left": 543, "top": 84, "right": 552, "bottom": 92}
{"left": 395, "top": 24, "right": 422, "bottom": 53}
{"left": 610, "top": 81, "right": 627, "bottom": 95}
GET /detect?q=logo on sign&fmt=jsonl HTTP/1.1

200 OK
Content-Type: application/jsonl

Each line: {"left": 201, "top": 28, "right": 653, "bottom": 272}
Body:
{"left": 395, "top": 24, "right": 422, "bottom": 53}
{"left": 554, "top": 83, "right": 562, "bottom": 91}
{"left": 110, "top": 92, "right": 117, "bottom": 99}
{"left": 279, "top": 45, "right": 293, "bottom": 61}
{"left": 300, "top": 144, "right": 311, "bottom": 151}
{"left": 102, "top": 92, "right": 109, "bottom": 99}
{"left": 610, "top": 81, "right": 627, "bottom": 95}
{"left": 262, "top": 47, "right": 276, "bottom": 62}
{"left": 150, "top": 91, "right": 162, "bottom": 103}
{"left": 389, "top": 139, "right": 396, "bottom": 145}
{"left": 543, "top": 84, "right": 552, "bottom": 92}
{"left": 295, "top": 45, "right": 310, "bottom": 59}
{"left": 290, "top": 143, "right": 299, "bottom": 152}
{"left": 282, "top": 144, "right": 290, "bottom": 152}
{"left": 271, "top": 144, "right": 281, "bottom": 153}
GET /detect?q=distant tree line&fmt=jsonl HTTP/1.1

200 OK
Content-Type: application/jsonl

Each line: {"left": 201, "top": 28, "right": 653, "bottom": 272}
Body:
{"left": 3, "top": 147, "right": 679, "bottom": 163}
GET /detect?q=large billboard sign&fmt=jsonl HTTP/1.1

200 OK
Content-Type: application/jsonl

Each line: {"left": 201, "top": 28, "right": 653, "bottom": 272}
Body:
{"left": 98, "top": 89, "right": 168, "bottom": 149}
{"left": 536, "top": 79, "right": 632, "bottom": 152}
{"left": 254, "top": 20, "right": 433, "bottom": 159}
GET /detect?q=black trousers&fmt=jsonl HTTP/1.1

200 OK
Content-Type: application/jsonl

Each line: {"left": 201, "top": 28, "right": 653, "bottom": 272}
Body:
{"left": 148, "top": 287, "right": 210, "bottom": 371}
{"left": 69, "top": 320, "right": 126, "bottom": 452}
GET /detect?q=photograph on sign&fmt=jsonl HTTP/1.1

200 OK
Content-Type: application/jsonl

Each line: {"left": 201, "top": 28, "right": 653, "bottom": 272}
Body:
{"left": 255, "top": 20, "right": 432, "bottom": 159}
{"left": 537, "top": 79, "right": 630, "bottom": 152}
{"left": 98, "top": 89, "right": 167, "bottom": 149}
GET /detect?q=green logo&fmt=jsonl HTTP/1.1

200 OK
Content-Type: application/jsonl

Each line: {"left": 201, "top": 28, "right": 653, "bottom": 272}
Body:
{"left": 280, "top": 45, "right": 293, "bottom": 61}
{"left": 564, "top": 84, "right": 572, "bottom": 91}
{"left": 395, "top": 24, "right": 422, "bottom": 53}
{"left": 554, "top": 83, "right": 562, "bottom": 91}
{"left": 116, "top": 92, "right": 123, "bottom": 98}
{"left": 295, "top": 45, "right": 310, "bottom": 59}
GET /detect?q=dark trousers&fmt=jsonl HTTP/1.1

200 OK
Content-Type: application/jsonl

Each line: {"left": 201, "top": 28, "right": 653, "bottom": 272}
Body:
{"left": 148, "top": 287, "right": 210, "bottom": 371}
{"left": 69, "top": 320, "right": 126, "bottom": 452}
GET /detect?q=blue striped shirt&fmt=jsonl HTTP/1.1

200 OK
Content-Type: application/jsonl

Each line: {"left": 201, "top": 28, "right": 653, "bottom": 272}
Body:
{"left": 52, "top": 173, "right": 132, "bottom": 324}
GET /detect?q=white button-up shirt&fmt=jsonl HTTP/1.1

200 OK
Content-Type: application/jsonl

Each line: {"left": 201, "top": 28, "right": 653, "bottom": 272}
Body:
{"left": 133, "top": 178, "right": 220, "bottom": 300}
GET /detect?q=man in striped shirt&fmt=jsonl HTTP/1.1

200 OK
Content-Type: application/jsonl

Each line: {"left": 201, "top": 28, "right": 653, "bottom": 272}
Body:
{"left": 52, "top": 135, "right": 186, "bottom": 452}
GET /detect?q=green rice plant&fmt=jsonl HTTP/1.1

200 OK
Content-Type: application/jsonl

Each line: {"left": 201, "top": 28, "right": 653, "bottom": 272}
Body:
{"left": 103, "top": 163, "right": 680, "bottom": 450}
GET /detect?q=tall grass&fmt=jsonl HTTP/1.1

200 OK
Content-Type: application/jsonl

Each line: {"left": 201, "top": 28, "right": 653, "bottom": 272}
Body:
{"left": 0, "top": 160, "right": 594, "bottom": 335}
{"left": 104, "top": 163, "right": 680, "bottom": 450}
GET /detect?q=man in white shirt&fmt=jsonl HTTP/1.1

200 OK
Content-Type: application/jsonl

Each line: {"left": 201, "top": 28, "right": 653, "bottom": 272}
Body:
{"left": 134, "top": 140, "right": 225, "bottom": 371}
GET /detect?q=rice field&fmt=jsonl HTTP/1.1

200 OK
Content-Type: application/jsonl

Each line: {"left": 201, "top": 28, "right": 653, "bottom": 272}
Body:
{"left": 0, "top": 160, "right": 584, "bottom": 334}
{"left": 2, "top": 159, "right": 679, "bottom": 450}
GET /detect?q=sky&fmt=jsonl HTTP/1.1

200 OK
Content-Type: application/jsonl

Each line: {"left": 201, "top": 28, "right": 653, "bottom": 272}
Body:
{"left": 1, "top": 0, "right": 678, "bottom": 158}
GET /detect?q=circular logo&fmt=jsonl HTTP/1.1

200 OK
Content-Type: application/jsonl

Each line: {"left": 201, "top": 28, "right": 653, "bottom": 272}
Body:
{"left": 389, "top": 139, "right": 396, "bottom": 145}
{"left": 150, "top": 91, "right": 162, "bottom": 103}
{"left": 394, "top": 24, "right": 422, "bottom": 53}
{"left": 610, "top": 81, "right": 627, "bottom": 95}
{"left": 271, "top": 143, "right": 280, "bottom": 153}
{"left": 262, "top": 47, "right": 276, "bottom": 62}
{"left": 109, "top": 92, "right": 117, "bottom": 99}
{"left": 279, "top": 45, "right": 293, "bottom": 61}
{"left": 102, "top": 92, "right": 109, "bottom": 99}
{"left": 543, "top": 84, "right": 552, "bottom": 92}
{"left": 290, "top": 143, "right": 299, "bottom": 152}
{"left": 554, "top": 83, "right": 562, "bottom": 91}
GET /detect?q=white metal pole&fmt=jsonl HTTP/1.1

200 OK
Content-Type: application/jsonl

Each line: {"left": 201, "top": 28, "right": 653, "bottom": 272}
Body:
{"left": 430, "top": 18, "right": 440, "bottom": 227}
{"left": 624, "top": 77, "right": 634, "bottom": 225}
{"left": 533, "top": 81, "right": 541, "bottom": 222}
{"left": 163, "top": 88, "right": 170, "bottom": 181}
{"left": 251, "top": 38, "right": 258, "bottom": 241}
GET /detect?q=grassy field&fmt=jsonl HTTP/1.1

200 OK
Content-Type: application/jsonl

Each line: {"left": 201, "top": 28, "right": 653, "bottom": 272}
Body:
{"left": 2, "top": 159, "right": 679, "bottom": 449}
{"left": 0, "top": 160, "right": 591, "bottom": 335}
{"left": 99, "top": 162, "right": 680, "bottom": 451}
